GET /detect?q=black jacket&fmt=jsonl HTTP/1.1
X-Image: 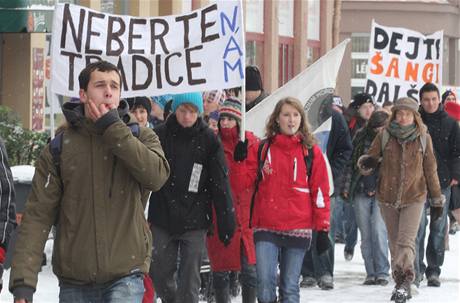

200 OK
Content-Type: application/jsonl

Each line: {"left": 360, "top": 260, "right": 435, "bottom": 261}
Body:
{"left": 421, "top": 105, "right": 460, "bottom": 189}
{"left": 327, "top": 110, "right": 353, "bottom": 191}
{"left": 343, "top": 127, "right": 379, "bottom": 201}
{"left": 148, "top": 115, "right": 235, "bottom": 241}
{"left": 0, "top": 137, "right": 16, "bottom": 250}
{"left": 246, "top": 91, "right": 269, "bottom": 112}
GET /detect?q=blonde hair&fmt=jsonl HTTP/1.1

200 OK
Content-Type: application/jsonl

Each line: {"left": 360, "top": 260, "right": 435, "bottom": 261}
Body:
{"left": 265, "top": 97, "right": 316, "bottom": 148}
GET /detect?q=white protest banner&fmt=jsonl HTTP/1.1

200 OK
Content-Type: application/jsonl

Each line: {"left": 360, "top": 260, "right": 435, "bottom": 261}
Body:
{"left": 365, "top": 21, "right": 443, "bottom": 104}
{"left": 245, "top": 39, "right": 349, "bottom": 137}
{"left": 50, "top": 1, "right": 244, "bottom": 97}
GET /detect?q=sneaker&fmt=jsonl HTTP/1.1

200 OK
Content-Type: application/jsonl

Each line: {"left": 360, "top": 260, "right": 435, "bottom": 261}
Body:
{"left": 449, "top": 222, "right": 458, "bottom": 235}
{"left": 300, "top": 276, "right": 317, "bottom": 288}
{"left": 363, "top": 276, "right": 376, "bottom": 285}
{"left": 427, "top": 274, "right": 441, "bottom": 287}
{"left": 318, "top": 274, "right": 334, "bottom": 290}
{"left": 344, "top": 248, "right": 354, "bottom": 261}
{"left": 375, "top": 277, "right": 389, "bottom": 286}
{"left": 335, "top": 234, "right": 345, "bottom": 244}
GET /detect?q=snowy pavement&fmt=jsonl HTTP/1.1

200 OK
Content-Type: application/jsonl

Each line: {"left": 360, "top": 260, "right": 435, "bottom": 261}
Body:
{"left": 1, "top": 233, "right": 459, "bottom": 302}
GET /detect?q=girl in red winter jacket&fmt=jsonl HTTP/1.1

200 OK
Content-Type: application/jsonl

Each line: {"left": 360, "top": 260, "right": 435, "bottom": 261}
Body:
{"left": 206, "top": 96, "right": 259, "bottom": 303}
{"left": 251, "top": 97, "right": 331, "bottom": 303}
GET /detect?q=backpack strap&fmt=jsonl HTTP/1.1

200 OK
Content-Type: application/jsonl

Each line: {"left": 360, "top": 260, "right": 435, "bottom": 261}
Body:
{"left": 49, "top": 132, "right": 64, "bottom": 179}
{"left": 127, "top": 122, "right": 140, "bottom": 138}
{"left": 419, "top": 132, "right": 427, "bottom": 155}
{"left": 381, "top": 128, "right": 427, "bottom": 155}
{"left": 249, "top": 139, "right": 270, "bottom": 228}
{"left": 304, "top": 147, "right": 314, "bottom": 178}
{"left": 381, "top": 129, "right": 390, "bottom": 156}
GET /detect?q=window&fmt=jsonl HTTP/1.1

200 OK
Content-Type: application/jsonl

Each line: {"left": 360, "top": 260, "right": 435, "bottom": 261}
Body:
{"left": 279, "top": 37, "right": 294, "bottom": 86}
{"left": 351, "top": 34, "right": 371, "bottom": 96}
{"left": 308, "top": 0, "right": 320, "bottom": 41}
{"left": 246, "top": 33, "right": 264, "bottom": 73}
{"left": 278, "top": 0, "right": 294, "bottom": 37}
{"left": 245, "top": 0, "right": 264, "bottom": 33}
{"left": 245, "top": 1, "right": 264, "bottom": 72}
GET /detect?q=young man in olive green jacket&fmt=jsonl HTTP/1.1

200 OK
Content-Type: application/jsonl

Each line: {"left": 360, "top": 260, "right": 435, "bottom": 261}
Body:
{"left": 9, "top": 61, "right": 170, "bottom": 303}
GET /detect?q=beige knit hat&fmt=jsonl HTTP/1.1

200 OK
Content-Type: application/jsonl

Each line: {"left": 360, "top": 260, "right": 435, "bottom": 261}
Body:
{"left": 391, "top": 97, "right": 420, "bottom": 114}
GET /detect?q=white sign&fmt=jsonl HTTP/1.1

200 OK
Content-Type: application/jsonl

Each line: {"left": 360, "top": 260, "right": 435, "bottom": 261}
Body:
{"left": 50, "top": 2, "right": 244, "bottom": 97}
{"left": 365, "top": 21, "right": 443, "bottom": 104}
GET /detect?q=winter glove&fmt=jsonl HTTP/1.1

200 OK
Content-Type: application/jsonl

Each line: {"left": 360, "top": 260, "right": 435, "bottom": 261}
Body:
{"left": 316, "top": 231, "right": 331, "bottom": 255}
{"left": 233, "top": 139, "right": 248, "bottom": 162}
{"left": 430, "top": 206, "right": 443, "bottom": 222}
{"left": 429, "top": 195, "right": 446, "bottom": 208}
{"left": 217, "top": 211, "right": 236, "bottom": 247}
{"left": 357, "top": 155, "right": 380, "bottom": 176}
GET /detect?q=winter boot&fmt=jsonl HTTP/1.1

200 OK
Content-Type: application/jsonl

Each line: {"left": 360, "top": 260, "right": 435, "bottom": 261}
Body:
{"left": 241, "top": 285, "right": 257, "bottom": 303}
{"left": 229, "top": 271, "right": 241, "bottom": 297}
{"left": 392, "top": 287, "right": 410, "bottom": 303}
{"left": 318, "top": 274, "right": 334, "bottom": 290}
{"left": 300, "top": 276, "right": 317, "bottom": 288}
{"left": 214, "top": 285, "right": 231, "bottom": 303}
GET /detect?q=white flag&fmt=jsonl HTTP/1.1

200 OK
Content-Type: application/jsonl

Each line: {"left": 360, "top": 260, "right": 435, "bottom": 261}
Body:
{"left": 245, "top": 39, "right": 349, "bottom": 137}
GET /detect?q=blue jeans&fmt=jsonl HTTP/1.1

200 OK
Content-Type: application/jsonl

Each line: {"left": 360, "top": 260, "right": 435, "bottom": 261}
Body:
{"left": 343, "top": 198, "right": 358, "bottom": 251}
{"left": 256, "top": 237, "right": 306, "bottom": 303}
{"left": 332, "top": 194, "right": 345, "bottom": 239}
{"left": 59, "top": 274, "right": 144, "bottom": 303}
{"left": 353, "top": 193, "right": 390, "bottom": 279}
{"left": 415, "top": 187, "right": 451, "bottom": 279}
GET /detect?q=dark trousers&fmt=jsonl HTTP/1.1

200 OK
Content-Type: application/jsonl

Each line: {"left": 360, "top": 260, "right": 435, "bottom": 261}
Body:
{"left": 149, "top": 225, "right": 207, "bottom": 303}
{"left": 213, "top": 251, "right": 257, "bottom": 289}
{"left": 301, "top": 196, "right": 336, "bottom": 278}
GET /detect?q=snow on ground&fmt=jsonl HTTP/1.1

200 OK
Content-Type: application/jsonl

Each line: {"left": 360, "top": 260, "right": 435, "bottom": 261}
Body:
{"left": 1, "top": 233, "right": 459, "bottom": 302}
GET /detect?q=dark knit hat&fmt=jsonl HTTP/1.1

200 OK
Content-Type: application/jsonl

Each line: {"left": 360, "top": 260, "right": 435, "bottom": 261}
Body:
{"left": 351, "top": 93, "right": 374, "bottom": 109}
{"left": 246, "top": 65, "right": 263, "bottom": 91}
{"left": 368, "top": 111, "right": 389, "bottom": 129}
{"left": 127, "top": 96, "right": 152, "bottom": 114}
{"left": 172, "top": 92, "right": 203, "bottom": 114}
{"left": 219, "top": 97, "right": 242, "bottom": 123}
{"left": 442, "top": 90, "right": 457, "bottom": 104}
{"left": 392, "top": 97, "right": 419, "bottom": 114}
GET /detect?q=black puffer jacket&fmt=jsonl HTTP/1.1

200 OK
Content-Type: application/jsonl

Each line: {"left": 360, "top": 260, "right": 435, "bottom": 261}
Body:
{"left": 421, "top": 105, "right": 460, "bottom": 189}
{"left": 148, "top": 115, "right": 235, "bottom": 241}
{"left": 327, "top": 110, "right": 353, "bottom": 192}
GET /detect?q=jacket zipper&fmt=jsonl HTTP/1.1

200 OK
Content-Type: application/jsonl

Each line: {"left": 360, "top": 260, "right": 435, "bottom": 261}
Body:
{"left": 109, "top": 157, "right": 117, "bottom": 198}
{"left": 293, "top": 157, "right": 297, "bottom": 182}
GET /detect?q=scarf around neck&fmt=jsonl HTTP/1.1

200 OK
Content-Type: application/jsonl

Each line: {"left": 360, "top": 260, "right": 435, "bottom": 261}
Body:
{"left": 387, "top": 120, "right": 418, "bottom": 143}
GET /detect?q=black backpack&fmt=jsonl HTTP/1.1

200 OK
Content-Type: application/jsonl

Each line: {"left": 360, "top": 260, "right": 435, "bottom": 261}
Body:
{"left": 249, "top": 139, "right": 314, "bottom": 226}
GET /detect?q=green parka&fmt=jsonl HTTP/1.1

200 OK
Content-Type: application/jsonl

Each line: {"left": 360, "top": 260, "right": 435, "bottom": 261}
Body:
{"left": 9, "top": 101, "right": 170, "bottom": 300}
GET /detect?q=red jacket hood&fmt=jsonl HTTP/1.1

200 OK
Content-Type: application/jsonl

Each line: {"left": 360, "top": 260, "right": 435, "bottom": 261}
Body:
{"left": 445, "top": 102, "right": 460, "bottom": 122}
